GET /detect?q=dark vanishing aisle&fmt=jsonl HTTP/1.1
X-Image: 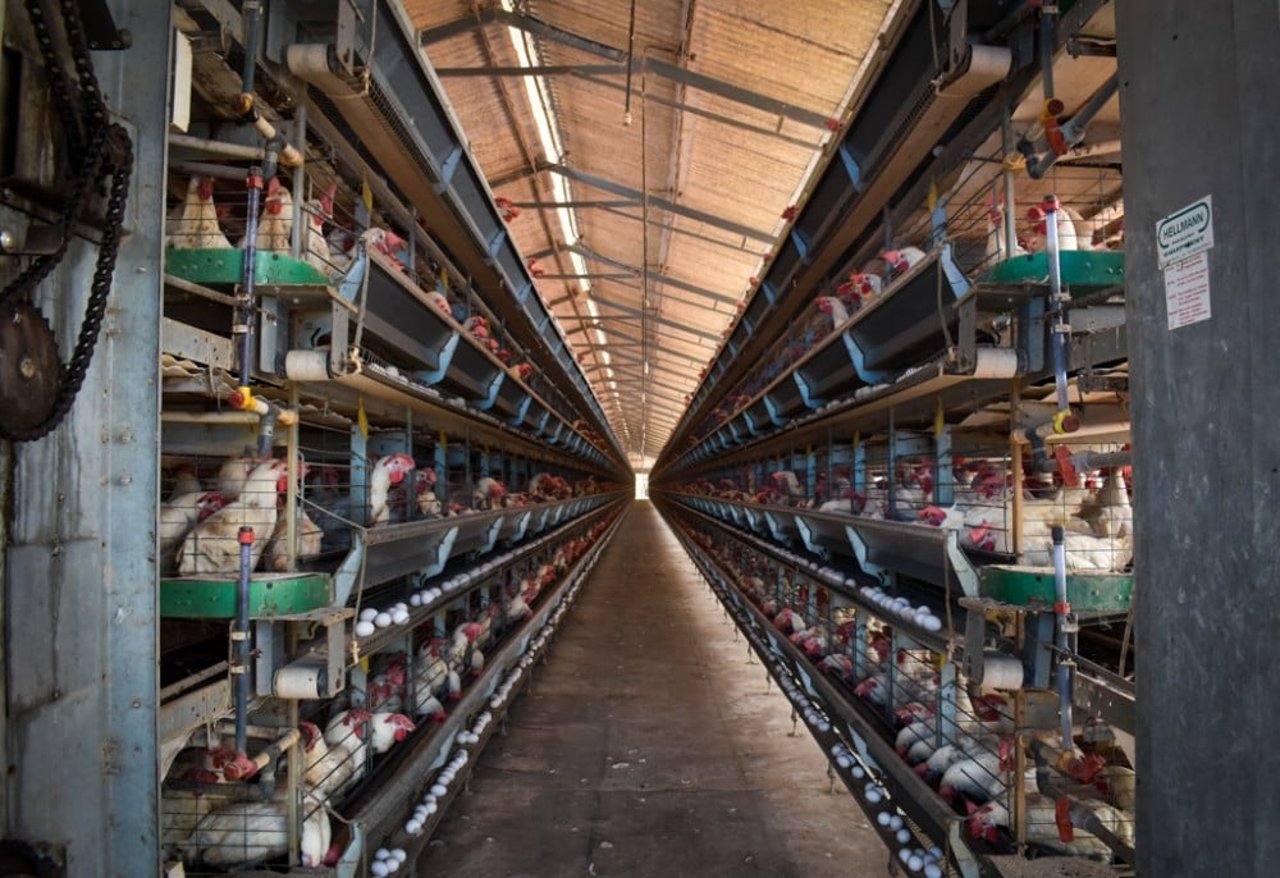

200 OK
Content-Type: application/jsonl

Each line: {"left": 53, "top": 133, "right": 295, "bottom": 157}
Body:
{"left": 418, "top": 501, "right": 885, "bottom": 876}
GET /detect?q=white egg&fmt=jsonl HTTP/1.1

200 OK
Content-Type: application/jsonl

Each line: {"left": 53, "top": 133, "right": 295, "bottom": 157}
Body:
{"left": 406, "top": 819, "right": 423, "bottom": 835}
{"left": 354, "top": 620, "right": 375, "bottom": 637}
{"left": 896, "top": 829, "right": 911, "bottom": 844}
{"left": 866, "top": 788, "right": 882, "bottom": 804}
{"left": 924, "top": 866, "right": 942, "bottom": 878}
{"left": 359, "top": 608, "right": 379, "bottom": 622}
{"left": 898, "top": 849, "right": 912, "bottom": 864}
{"left": 851, "top": 766, "right": 865, "bottom": 779}
{"left": 836, "top": 755, "right": 852, "bottom": 770}
{"left": 392, "top": 850, "right": 407, "bottom": 863}
{"left": 374, "top": 612, "right": 393, "bottom": 628}
{"left": 385, "top": 860, "right": 400, "bottom": 873}
{"left": 430, "top": 784, "right": 447, "bottom": 797}
{"left": 423, "top": 795, "right": 437, "bottom": 806}
{"left": 889, "top": 815, "right": 904, "bottom": 831}
{"left": 370, "top": 862, "right": 389, "bottom": 877}
{"left": 923, "top": 616, "right": 943, "bottom": 632}
{"left": 393, "top": 611, "right": 410, "bottom": 625}
{"left": 425, "top": 803, "right": 438, "bottom": 815}
{"left": 375, "top": 848, "right": 392, "bottom": 861}
{"left": 928, "top": 847, "right": 943, "bottom": 859}
{"left": 877, "top": 812, "right": 892, "bottom": 827}
{"left": 907, "top": 855, "right": 924, "bottom": 872}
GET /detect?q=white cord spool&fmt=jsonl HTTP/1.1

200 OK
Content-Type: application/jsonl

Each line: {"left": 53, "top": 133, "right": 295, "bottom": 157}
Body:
{"left": 284, "top": 350, "right": 331, "bottom": 381}
{"left": 980, "top": 654, "right": 1025, "bottom": 691}
{"left": 971, "top": 347, "right": 1021, "bottom": 378}
{"left": 274, "top": 663, "right": 325, "bottom": 699}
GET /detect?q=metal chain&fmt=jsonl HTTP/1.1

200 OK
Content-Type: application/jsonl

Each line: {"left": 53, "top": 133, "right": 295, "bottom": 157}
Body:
{"left": 23, "top": 0, "right": 86, "bottom": 150}
{"left": 0, "top": 0, "right": 133, "bottom": 441}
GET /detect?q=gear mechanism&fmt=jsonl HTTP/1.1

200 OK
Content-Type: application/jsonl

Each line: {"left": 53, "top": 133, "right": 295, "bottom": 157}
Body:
{"left": 0, "top": 303, "right": 61, "bottom": 435}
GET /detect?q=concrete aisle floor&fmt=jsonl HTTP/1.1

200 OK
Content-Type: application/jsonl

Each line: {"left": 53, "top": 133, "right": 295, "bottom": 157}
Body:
{"left": 417, "top": 502, "right": 888, "bottom": 877}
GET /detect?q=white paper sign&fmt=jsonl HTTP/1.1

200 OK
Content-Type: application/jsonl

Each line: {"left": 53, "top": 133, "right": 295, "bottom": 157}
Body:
{"left": 1164, "top": 251, "right": 1211, "bottom": 330}
{"left": 1156, "top": 195, "right": 1214, "bottom": 268}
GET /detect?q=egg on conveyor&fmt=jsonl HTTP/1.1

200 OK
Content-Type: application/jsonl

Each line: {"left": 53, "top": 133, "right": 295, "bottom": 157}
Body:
{"left": 374, "top": 612, "right": 393, "bottom": 628}
{"left": 355, "top": 620, "right": 376, "bottom": 638}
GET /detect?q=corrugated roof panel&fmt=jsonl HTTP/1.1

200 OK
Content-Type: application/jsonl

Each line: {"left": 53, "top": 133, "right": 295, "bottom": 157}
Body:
{"left": 404, "top": 0, "right": 899, "bottom": 459}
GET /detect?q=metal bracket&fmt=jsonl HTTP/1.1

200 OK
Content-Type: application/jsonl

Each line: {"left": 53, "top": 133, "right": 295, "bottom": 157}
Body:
{"left": 943, "top": 531, "right": 981, "bottom": 597}
{"left": 841, "top": 332, "right": 893, "bottom": 385}
{"left": 793, "top": 371, "right": 826, "bottom": 410}
{"left": 409, "top": 526, "right": 459, "bottom": 583}
{"left": 77, "top": 0, "right": 132, "bottom": 49}
{"left": 845, "top": 525, "right": 889, "bottom": 585}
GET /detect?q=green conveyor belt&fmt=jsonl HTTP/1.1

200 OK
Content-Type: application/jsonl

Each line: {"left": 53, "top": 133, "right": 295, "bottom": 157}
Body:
{"left": 160, "top": 572, "right": 332, "bottom": 618}
{"left": 980, "top": 564, "right": 1133, "bottom": 613}
{"left": 977, "top": 250, "right": 1125, "bottom": 293}
{"left": 165, "top": 248, "right": 331, "bottom": 287}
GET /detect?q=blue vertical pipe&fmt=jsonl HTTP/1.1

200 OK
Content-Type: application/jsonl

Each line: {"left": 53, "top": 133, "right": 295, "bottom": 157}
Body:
{"left": 239, "top": 168, "right": 264, "bottom": 385}
{"left": 235, "top": 526, "right": 254, "bottom": 754}
{"left": 1051, "top": 525, "right": 1073, "bottom": 748}
{"left": 1040, "top": 4, "right": 1056, "bottom": 103}
{"left": 1044, "top": 198, "right": 1071, "bottom": 411}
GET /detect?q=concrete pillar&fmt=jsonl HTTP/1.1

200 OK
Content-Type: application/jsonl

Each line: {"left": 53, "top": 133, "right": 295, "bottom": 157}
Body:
{"left": 1116, "top": 2, "right": 1280, "bottom": 874}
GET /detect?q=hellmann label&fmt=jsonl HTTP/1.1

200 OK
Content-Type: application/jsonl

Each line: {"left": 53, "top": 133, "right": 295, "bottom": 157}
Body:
{"left": 1155, "top": 195, "right": 1213, "bottom": 268}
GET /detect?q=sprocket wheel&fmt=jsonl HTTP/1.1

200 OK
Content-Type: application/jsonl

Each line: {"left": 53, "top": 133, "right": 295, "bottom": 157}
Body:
{"left": 0, "top": 302, "right": 61, "bottom": 435}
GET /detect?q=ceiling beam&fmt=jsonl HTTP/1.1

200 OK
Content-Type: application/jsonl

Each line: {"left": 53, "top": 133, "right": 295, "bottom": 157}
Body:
{"left": 570, "top": 324, "right": 707, "bottom": 359}
{"left": 434, "top": 65, "right": 823, "bottom": 149}
{"left": 546, "top": 163, "right": 774, "bottom": 244}
{"left": 434, "top": 63, "right": 627, "bottom": 77}
{"left": 487, "top": 165, "right": 541, "bottom": 189}
{"left": 419, "top": 10, "right": 832, "bottom": 129}
{"left": 552, "top": 69, "right": 824, "bottom": 150}
{"left": 564, "top": 242, "right": 741, "bottom": 307}
{"left": 582, "top": 296, "right": 719, "bottom": 342}
{"left": 558, "top": 276, "right": 734, "bottom": 320}
{"left": 586, "top": 366, "right": 696, "bottom": 399}
{"left": 592, "top": 204, "right": 764, "bottom": 257}
{"left": 611, "top": 382, "right": 690, "bottom": 407}
{"left": 537, "top": 272, "right": 638, "bottom": 281}
{"left": 563, "top": 321, "right": 706, "bottom": 355}
{"left": 511, "top": 199, "right": 639, "bottom": 210}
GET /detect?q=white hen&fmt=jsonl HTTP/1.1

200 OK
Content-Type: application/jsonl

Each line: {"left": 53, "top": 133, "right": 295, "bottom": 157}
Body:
{"left": 176, "top": 459, "right": 286, "bottom": 575}
{"left": 368, "top": 453, "right": 416, "bottom": 526}
{"left": 186, "top": 792, "right": 330, "bottom": 868}
{"left": 167, "top": 176, "right": 231, "bottom": 250}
